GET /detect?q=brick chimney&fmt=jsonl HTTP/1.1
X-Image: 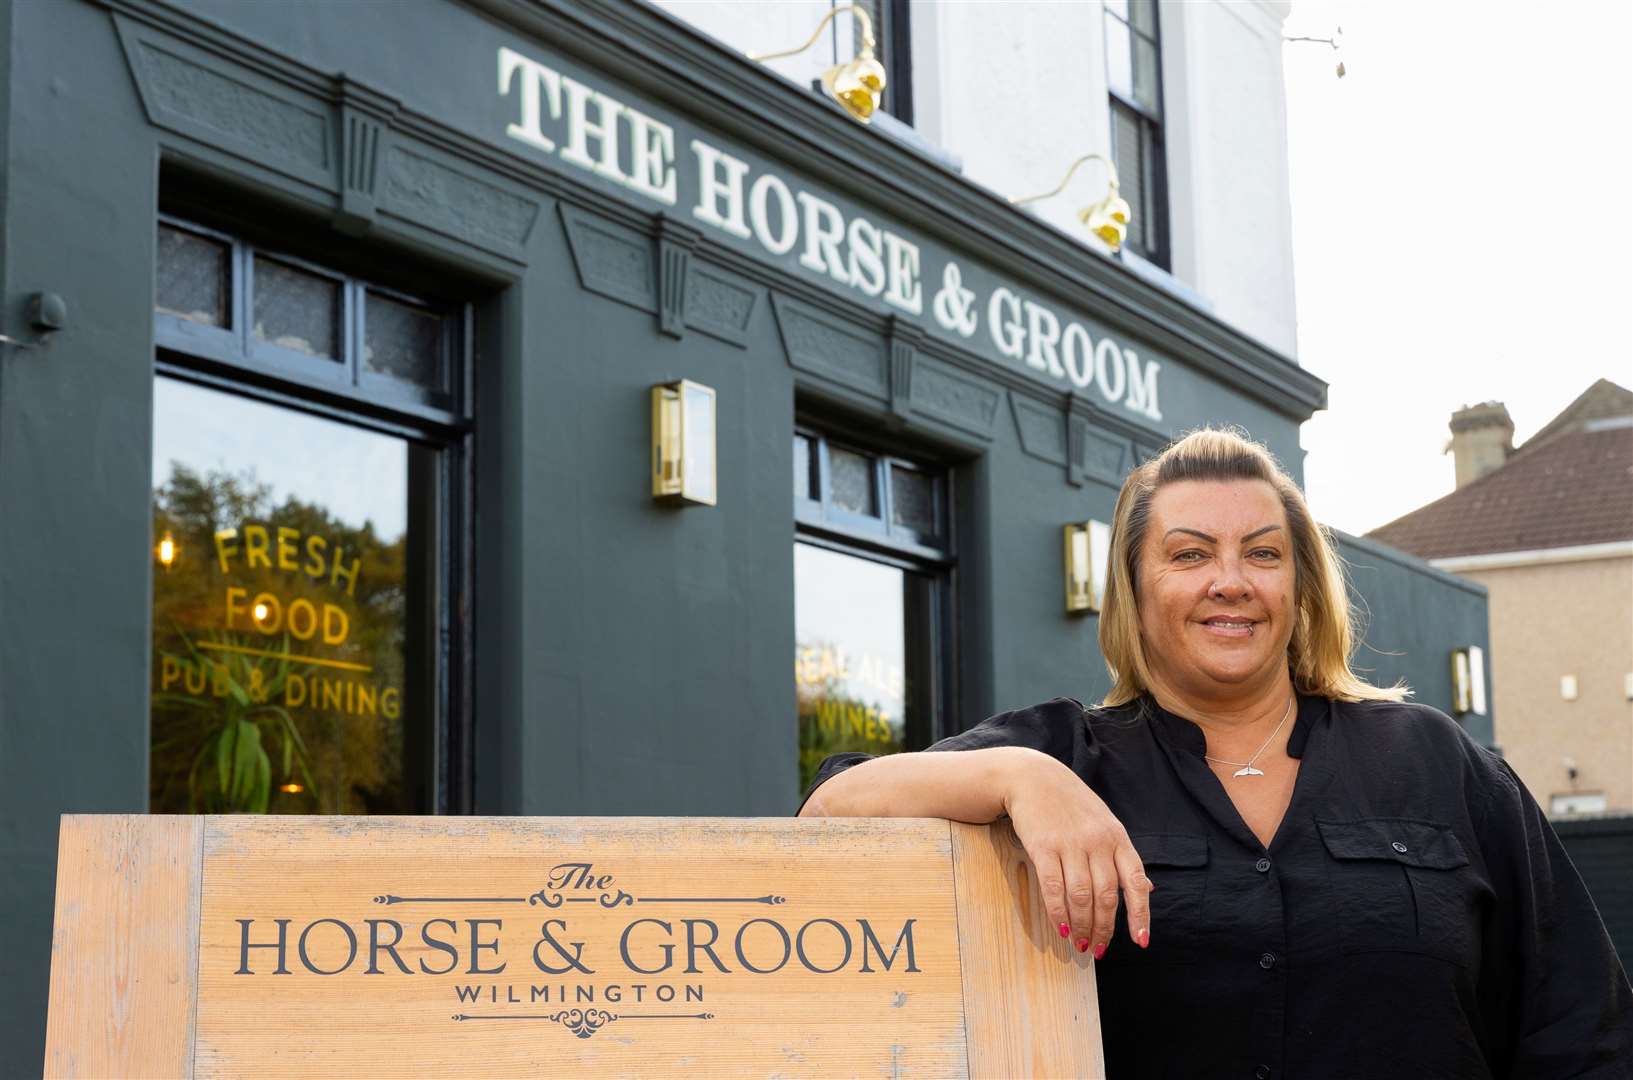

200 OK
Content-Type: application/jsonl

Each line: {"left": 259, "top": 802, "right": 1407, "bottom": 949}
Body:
{"left": 1447, "top": 402, "right": 1514, "bottom": 488}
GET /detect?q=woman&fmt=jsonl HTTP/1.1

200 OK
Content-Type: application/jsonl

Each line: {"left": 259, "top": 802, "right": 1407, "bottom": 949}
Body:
{"left": 798, "top": 429, "right": 1632, "bottom": 1079}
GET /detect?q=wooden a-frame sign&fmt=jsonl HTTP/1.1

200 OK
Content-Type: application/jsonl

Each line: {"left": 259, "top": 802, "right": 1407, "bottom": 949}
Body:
{"left": 44, "top": 815, "right": 1105, "bottom": 1077}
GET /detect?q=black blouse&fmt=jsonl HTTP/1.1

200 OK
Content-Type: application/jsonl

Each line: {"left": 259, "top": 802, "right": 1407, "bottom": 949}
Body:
{"left": 801, "top": 694, "right": 1633, "bottom": 1079}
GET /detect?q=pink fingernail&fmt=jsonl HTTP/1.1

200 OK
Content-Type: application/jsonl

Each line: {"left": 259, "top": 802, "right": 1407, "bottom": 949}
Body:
{"left": 1075, "top": 938, "right": 1089, "bottom": 953}
{"left": 1058, "top": 922, "right": 1070, "bottom": 938}
{"left": 1092, "top": 942, "right": 1107, "bottom": 960}
{"left": 1136, "top": 928, "right": 1150, "bottom": 948}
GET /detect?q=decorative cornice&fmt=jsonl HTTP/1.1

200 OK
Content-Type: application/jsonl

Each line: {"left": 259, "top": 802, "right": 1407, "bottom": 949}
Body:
{"left": 97, "top": 0, "right": 1327, "bottom": 422}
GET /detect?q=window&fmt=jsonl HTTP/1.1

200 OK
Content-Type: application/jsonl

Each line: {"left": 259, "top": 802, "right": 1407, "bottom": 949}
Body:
{"left": 1104, "top": 0, "right": 1169, "bottom": 267}
{"left": 149, "top": 215, "right": 472, "bottom": 815}
{"left": 794, "top": 429, "right": 953, "bottom": 798}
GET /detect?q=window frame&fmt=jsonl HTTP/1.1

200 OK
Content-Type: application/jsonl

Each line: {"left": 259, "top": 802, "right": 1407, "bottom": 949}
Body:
{"left": 150, "top": 213, "right": 477, "bottom": 815}
{"left": 155, "top": 214, "right": 467, "bottom": 428}
{"left": 1103, "top": 0, "right": 1171, "bottom": 269}
{"left": 793, "top": 424, "right": 958, "bottom": 751}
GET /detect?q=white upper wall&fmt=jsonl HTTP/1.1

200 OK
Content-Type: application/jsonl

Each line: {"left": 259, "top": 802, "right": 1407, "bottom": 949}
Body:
{"left": 653, "top": 0, "right": 1301, "bottom": 359}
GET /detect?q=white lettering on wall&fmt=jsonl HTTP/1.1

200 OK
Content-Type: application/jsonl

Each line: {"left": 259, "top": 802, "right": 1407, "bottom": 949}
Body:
{"left": 882, "top": 232, "right": 922, "bottom": 314}
{"left": 846, "top": 217, "right": 886, "bottom": 297}
{"left": 691, "top": 140, "right": 751, "bottom": 239}
{"left": 797, "top": 192, "right": 850, "bottom": 285}
{"left": 626, "top": 107, "right": 677, "bottom": 205}
{"left": 988, "top": 288, "right": 1024, "bottom": 359}
{"left": 494, "top": 46, "right": 1160, "bottom": 422}
{"left": 749, "top": 173, "right": 798, "bottom": 256}
{"left": 1123, "top": 351, "right": 1161, "bottom": 420}
{"left": 1062, "top": 322, "right": 1094, "bottom": 389}
{"left": 1094, "top": 338, "right": 1126, "bottom": 403}
{"left": 559, "top": 76, "right": 627, "bottom": 183}
{"left": 1024, "top": 301, "right": 1064, "bottom": 378}
{"left": 498, "top": 47, "right": 562, "bottom": 153}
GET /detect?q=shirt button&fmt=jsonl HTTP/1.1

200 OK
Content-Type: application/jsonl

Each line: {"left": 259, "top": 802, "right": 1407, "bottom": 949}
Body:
{"left": 1255, "top": 1067, "right": 1272, "bottom": 1079}
{"left": 1255, "top": 857, "right": 1272, "bottom": 873}
{"left": 1391, "top": 841, "right": 1409, "bottom": 853}
{"left": 1259, "top": 951, "right": 1276, "bottom": 969}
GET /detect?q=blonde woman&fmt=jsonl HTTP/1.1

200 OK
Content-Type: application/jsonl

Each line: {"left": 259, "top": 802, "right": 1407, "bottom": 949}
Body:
{"left": 799, "top": 429, "right": 1631, "bottom": 1079}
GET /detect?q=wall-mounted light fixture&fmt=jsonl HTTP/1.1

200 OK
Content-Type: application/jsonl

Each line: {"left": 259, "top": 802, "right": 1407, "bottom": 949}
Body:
{"left": 1560, "top": 674, "right": 1579, "bottom": 702}
{"left": 1450, "top": 646, "right": 1487, "bottom": 716}
{"left": 749, "top": 4, "right": 886, "bottom": 123}
{"left": 156, "top": 531, "right": 177, "bottom": 572}
{"left": 651, "top": 379, "right": 717, "bottom": 506}
{"left": 1011, "top": 154, "right": 1132, "bottom": 251}
{"left": 1063, "top": 520, "right": 1112, "bottom": 615}
{"left": 1283, "top": 27, "right": 1346, "bottom": 78}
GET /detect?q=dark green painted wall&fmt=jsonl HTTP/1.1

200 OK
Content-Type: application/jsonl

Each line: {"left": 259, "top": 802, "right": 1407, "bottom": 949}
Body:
{"left": 0, "top": 1, "right": 1490, "bottom": 1071}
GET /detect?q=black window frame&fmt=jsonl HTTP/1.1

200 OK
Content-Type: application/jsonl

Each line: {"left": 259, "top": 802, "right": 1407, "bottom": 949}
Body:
{"left": 1103, "top": 0, "right": 1171, "bottom": 269}
{"left": 793, "top": 424, "right": 956, "bottom": 751}
{"left": 150, "top": 212, "right": 477, "bottom": 816}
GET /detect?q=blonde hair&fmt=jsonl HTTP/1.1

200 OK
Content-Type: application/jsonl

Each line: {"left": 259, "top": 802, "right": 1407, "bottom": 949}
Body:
{"left": 1097, "top": 427, "right": 1408, "bottom": 706}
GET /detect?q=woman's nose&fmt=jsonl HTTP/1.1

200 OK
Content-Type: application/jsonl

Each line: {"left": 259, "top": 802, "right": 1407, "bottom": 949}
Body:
{"left": 1208, "top": 558, "right": 1253, "bottom": 600}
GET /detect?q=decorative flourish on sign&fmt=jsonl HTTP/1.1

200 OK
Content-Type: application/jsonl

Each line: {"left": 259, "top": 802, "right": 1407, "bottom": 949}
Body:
{"left": 450, "top": 1009, "right": 715, "bottom": 1039}
{"left": 373, "top": 861, "right": 788, "bottom": 906}
{"left": 529, "top": 888, "right": 635, "bottom": 909}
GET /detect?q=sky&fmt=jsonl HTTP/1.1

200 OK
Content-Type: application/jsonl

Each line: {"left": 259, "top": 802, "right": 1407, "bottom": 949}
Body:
{"left": 152, "top": 378, "right": 409, "bottom": 540}
{"left": 1280, "top": 0, "right": 1633, "bottom": 536}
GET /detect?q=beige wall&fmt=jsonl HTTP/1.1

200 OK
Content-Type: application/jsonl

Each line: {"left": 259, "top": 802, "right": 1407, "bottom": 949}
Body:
{"left": 1459, "top": 556, "right": 1633, "bottom": 815}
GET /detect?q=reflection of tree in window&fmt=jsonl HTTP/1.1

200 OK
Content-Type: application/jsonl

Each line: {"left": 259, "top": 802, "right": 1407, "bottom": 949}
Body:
{"left": 150, "top": 462, "right": 411, "bottom": 814}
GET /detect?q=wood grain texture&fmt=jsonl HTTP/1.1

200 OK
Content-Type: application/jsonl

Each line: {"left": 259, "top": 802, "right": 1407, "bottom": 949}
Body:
{"left": 44, "top": 814, "right": 202, "bottom": 1079}
{"left": 951, "top": 819, "right": 1106, "bottom": 1079}
{"left": 196, "top": 816, "right": 966, "bottom": 1077}
{"left": 44, "top": 815, "right": 1105, "bottom": 1077}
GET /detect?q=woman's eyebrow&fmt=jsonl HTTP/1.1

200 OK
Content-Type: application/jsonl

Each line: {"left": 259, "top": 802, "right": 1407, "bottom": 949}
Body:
{"left": 1161, "top": 524, "right": 1283, "bottom": 543}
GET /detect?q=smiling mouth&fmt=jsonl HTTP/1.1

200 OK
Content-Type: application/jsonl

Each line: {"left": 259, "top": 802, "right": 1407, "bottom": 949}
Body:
{"left": 1199, "top": 617, "right": 1257, "bottom": 635}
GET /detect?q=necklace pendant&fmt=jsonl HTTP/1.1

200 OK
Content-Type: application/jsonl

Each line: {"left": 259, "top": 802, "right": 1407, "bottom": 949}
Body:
{"left": 1232, "top": 765, "right": 1265, "bottom": 778}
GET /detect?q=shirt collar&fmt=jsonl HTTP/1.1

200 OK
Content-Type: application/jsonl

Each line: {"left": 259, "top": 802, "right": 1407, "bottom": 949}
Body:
{"left": 1141, "top": 690, "right": 1322, "bottom": 759}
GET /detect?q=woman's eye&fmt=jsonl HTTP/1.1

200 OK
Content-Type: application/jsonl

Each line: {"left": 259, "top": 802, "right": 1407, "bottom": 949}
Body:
{"left": 1174, "top": 550, "right": 1205, "bottom": 562}
{"left": 1250, "top": 548, "right": 1280, "bottom": 561}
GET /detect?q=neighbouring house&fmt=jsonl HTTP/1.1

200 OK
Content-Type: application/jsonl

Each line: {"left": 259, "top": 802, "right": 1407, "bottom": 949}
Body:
{"left": 1368, "top": 379, "right": 1633, "bottom": 817}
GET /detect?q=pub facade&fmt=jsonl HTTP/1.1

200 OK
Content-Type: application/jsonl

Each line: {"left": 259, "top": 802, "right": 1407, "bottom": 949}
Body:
{"left": 0, "top": 0, "right": 1490, "bottom": 1065}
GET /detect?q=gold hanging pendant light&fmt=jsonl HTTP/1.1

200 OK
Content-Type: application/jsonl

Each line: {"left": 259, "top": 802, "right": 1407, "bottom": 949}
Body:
{"left": 750, "top": 4, "right": 887, "bottom": 123}
{"left": 1012, "top": 153, "right": 1132, "bottom": 252}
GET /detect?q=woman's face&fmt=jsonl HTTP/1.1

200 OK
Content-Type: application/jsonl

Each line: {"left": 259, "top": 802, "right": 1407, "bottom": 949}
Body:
{"left": 1135, "top": 478, "right": 1297, "bottom": 701}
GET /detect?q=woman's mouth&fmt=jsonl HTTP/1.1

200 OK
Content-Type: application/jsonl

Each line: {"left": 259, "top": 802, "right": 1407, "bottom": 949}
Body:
{"left": 1198, "top": 616, "right": 1256, "bottom": 637}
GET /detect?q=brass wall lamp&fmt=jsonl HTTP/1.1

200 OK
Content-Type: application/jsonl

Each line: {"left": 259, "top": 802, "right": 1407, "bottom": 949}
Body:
{"left": 1011, "top": 153, "right": 1132, "bottom": 252}
{"left": 1063, "top": 520, "right": 1112, "bottom": 615}
{"left": 750, "top": 4, "right": 887, "bottom": 123}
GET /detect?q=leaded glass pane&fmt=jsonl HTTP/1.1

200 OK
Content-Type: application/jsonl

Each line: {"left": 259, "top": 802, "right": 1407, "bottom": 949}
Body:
{"left": 156, "top": 224, "right": 230, "bottom": 328}
{"left": 829, "top": 446, "right": 877, "bottom": 516}
{"left": 253, "top": 256, "right": 340, "bottom": 360}
{"left": 364, "top": 291, "right": 444, "bottom": 390}
{"left": 890, "top": 465, "right": 936, "bottom": 536}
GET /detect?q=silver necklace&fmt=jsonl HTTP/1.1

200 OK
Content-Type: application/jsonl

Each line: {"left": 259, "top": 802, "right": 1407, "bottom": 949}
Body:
{"left": 1202, "top": 694, "right": 1295, "bottom": 778}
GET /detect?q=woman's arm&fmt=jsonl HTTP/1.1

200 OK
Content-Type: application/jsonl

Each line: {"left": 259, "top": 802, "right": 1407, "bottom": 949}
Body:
{"left": 1478, "top": 755, "right": 1632, "bottom": 1074}
{"left": 797, "top": 704, "right": 1152, "bottom": 961}
{"left": 796, "top": 744, "right": 1041, "bottom": 822}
